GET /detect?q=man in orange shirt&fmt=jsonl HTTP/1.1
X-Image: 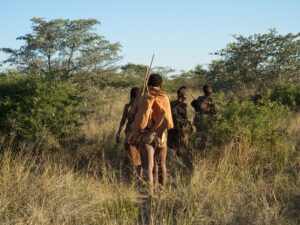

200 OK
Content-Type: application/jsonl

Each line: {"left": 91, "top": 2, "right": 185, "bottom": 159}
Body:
{"left": 131, "top": 74, "right": 173, "bottom": 186}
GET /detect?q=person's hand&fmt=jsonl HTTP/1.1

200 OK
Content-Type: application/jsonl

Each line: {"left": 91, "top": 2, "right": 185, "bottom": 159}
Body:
{"left": 116, "top": 134, "right": 121, "bottom": 144}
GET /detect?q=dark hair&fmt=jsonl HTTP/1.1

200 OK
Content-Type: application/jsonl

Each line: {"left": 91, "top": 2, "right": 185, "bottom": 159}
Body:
{"left": 177, "top": 86, "right": 187, "bottom": 97}
{"left": 203, "top": 84, "right": 212, "bottom": 95}
{"left": 148, "top": 73, "right": 163, "bottom": 87}
{"left": 130, "top": 87, "right": 140, "bottom": 99}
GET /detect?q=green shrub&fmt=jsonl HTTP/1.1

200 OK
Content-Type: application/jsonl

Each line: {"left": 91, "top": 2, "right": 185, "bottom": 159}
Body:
{"left": 270, "top": 83, "right": 300, "bottom": 110}
{"left": 163, "top": 76, "right": 200, "bottom": 93}
{"left": 198, "top": 100, "right": 289, "bottom": 147}
{"left": 88, "top": 72, "right": 143, "bottom": 89}
{"left": 253, "top": 83, "right": 300, "bottom": 110}
{"left": 0, "top": 74, "right": 83, "bottom": 140}
{"left": 191, "top": 99, "right": 293, "bottom": 174}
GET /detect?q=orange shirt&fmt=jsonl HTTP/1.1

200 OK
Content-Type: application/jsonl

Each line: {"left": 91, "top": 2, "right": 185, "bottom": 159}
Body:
{"left": 131, "top": 87, "right": 173, "bottom": 137}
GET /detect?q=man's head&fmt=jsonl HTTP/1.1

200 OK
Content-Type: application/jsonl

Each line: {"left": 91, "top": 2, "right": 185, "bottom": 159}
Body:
{"left": 148, "top": 73, "right": 163, "bottom": 88}
{"left": 203, "top": 84, "right": 213, "bottom": 96}
{"left": 130, "top": 87, "right": 140, "bottom": 100}
{"left": 177, "top": 86, "right": 187, "bottom": 102}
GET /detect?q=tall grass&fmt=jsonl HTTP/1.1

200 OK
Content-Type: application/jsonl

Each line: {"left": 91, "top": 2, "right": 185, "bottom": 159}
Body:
{"left": 0, "top": 87, "right": 299, "bottom": 224}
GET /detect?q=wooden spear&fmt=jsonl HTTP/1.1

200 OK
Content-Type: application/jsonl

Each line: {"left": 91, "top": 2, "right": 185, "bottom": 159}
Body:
{"left": 143, "top": 54, "right": 155, "bottom": 95}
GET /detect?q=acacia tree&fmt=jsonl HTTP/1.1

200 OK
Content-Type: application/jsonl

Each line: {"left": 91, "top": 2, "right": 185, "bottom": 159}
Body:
{"left": 210, "top": 30, "right": 300, "bottom": 96}
{"left": 1, "top": 18, "right": 121, "bottom": 80}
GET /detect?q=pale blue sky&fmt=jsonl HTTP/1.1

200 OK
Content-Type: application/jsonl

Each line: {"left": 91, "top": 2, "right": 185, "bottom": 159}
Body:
{"left": 1, "top": 0, "right": 299, "bottom": 71}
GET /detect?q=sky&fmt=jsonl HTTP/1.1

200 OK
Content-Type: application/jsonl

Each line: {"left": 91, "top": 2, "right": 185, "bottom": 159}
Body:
{"left": 0, "top": 0, "right": 300, "bottom": 72}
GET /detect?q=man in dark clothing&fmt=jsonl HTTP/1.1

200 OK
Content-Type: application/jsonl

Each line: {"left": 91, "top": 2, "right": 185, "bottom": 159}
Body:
{"left": 168, "top": 86, "right": 193, "bottom": 150}
{"left": 191, "top": 84, "right": 217, "bottom": 117}
{"left": 191, "top": 85, "right": 217, "bottom": 149}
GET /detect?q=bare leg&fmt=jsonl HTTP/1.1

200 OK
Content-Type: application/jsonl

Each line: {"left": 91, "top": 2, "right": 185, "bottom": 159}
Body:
{"left": 154, "top": 155, "right": 159, "bottom": 184}
{"left": 146, "top": 144, "right": 155, "bottom": 185}
{"left": 138, "top": 165, "right": 143, "bottom": 178}
{"left": 124, "top": 143, "right": 132, "bottom": 180}
{"left": 130, "top": 144, "right": 142, "bottom": 178}
{"left": 140, "top": 143, "right": 155, "bottom": 185}
{"left": 158, "top": 145, "right": 167, "bottom": 185}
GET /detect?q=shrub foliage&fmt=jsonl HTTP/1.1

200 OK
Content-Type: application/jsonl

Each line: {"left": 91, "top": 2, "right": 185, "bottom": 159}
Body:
{"left": 0, "top": 74, "right": 83, "bottom": 140}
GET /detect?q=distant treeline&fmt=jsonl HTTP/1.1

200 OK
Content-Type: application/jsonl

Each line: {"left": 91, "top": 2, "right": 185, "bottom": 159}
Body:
{"left": 0, "top": 18, "right": 300, "bottom": 143}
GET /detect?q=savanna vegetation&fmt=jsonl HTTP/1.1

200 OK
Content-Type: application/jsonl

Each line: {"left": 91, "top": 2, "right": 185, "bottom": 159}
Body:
{"left": 0, "top": 18, "right": 299, "bottom": 225}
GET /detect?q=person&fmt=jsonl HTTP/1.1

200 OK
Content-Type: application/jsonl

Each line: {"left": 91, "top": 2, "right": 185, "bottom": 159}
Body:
{"left": 191, "top": 85, "right": 217, "bottom": 116}
{"left": 191, "top": 84, "right": 217, "bottom": 149}
{"left": 130, "top": 74, "right": 173, "bottom": 186}
{"left": 168, "top": 86, "right": 193, "bottom": 150}
{"left": 116, "top": 87, "right": 142, "bottom": 178}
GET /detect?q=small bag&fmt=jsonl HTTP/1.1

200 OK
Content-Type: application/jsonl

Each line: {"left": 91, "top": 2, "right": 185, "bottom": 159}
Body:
{"left": 141, "top": 131, "right": 159, "bottom": 145}
{"left": 141, "top": 130, "right": 167, "bottom": 148}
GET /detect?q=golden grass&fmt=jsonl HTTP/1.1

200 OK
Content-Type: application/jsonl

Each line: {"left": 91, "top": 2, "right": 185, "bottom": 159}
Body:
{"left": 0, "top": 87, "right": 299, "bottom": 225}
{"left": 0, "top": 151, "right": 140, "bottom": 225}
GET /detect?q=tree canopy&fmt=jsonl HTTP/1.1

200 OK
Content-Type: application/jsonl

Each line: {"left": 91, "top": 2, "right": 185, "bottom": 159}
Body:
{"left": 1, "top": 18, "right": 121, "bottom": 80}
{"left": 208, "top": 30, "right": 300, "bottom": 96}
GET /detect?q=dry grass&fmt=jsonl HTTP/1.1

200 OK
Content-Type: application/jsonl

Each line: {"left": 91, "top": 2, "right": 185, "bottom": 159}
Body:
{"left": 0, "top": 87, "right": 299, "bottom": 225}
{"left": 0, "top": 150, "right": 140, "bottom": 225}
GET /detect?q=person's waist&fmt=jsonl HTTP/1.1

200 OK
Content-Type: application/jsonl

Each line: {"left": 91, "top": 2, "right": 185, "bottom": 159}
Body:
{"left": 143, "top": 127, "right": 166, "bottom": 138}
{"left": 147, "top": 120, "right": 168, "bottom": 131}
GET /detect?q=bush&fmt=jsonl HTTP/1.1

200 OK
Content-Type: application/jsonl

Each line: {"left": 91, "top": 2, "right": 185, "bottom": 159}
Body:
{"left": 253, "top": 83, "right": 300, "bottom": 110}
{"left": 0, "top": 74, "right": 83, "bottom": 141}
{"left": 270, "top": 83, "right": 300, "bottom": 110}
{"left": 198, "top": 99, "right": 289, "bottom": 147}
{"left": 76, "top": 71, "right": 144, "bottom": 89}
{"left": 163, "top": 76, "right": 200, "bottom": 93}
{"left": 192, "top": 99, "right": 294, "bottom": 174}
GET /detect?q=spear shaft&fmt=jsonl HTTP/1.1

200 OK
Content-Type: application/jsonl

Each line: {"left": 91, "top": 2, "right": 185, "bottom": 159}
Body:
{"left": 143, "top": 54, "right": 155, "bottom": 95}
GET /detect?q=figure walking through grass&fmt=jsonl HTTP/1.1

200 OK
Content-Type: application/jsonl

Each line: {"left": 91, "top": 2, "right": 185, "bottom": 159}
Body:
{"left": 116, "top": 87, "right": 142, "bottom": 179}
{"left": 130, "top": 74, "right": 174, "bottom": 186}
{"left": 191, "top": 84, "right": 218, "bottom": 150}
{"left": 168, "top": 86, "right": 194, "bottom": 151}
